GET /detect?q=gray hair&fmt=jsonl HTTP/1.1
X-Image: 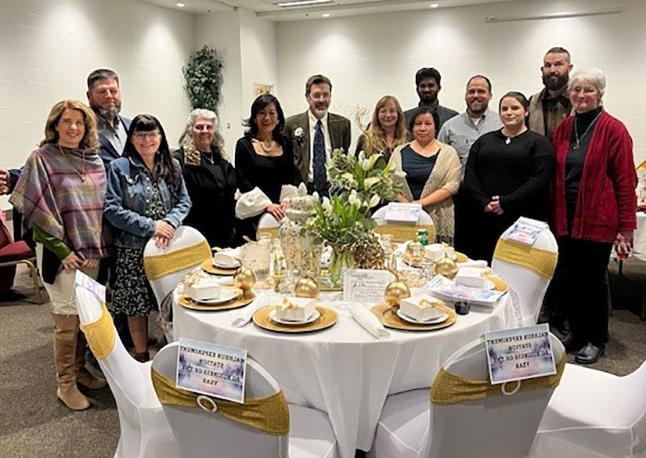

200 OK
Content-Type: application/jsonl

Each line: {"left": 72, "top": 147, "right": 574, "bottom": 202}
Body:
{"left": 179, "top": 108, "right": 225, "bottom": 155}
{"left": 568, "top": 68, "right": 606, "bottom": 96}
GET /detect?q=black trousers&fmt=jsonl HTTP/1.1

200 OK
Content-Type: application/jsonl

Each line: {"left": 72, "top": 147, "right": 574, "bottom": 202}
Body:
{"left": 554, "top": 236, "right": 612, "bottom": 346}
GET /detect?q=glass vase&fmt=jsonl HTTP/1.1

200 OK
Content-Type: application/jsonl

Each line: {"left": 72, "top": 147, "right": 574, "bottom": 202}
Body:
{"left": 328, "top": 247, "right": 355, "bottom": 289}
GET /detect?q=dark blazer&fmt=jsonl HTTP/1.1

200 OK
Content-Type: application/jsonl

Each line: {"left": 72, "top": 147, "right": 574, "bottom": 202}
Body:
{"left": 98, "top": 115, "right": 132, "bottom": 166}
{"left": 284, "top": 111, "right": 351, "bottom": 184}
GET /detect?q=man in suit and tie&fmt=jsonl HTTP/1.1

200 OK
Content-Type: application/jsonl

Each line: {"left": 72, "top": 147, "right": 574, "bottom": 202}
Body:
{"left": 284, "top": 74, "right": 351, "bottom": 196}
{"left": 86, "top": 68, "right": 132, "bottom": 165}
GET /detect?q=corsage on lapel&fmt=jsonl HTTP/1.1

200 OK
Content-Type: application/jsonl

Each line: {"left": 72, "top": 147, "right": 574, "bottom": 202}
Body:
{"left": 294, "top": 126, "right": 305, "bottom": 146}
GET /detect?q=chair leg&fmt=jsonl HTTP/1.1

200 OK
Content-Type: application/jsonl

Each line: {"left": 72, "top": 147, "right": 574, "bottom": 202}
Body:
{"left": 25, "top": 260, "right": 44, "bottom": 304}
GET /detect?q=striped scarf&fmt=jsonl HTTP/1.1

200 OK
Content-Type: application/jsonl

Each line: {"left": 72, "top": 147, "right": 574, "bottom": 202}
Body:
{"left": 10, "top": 143, "right": 109, "bottom": 259}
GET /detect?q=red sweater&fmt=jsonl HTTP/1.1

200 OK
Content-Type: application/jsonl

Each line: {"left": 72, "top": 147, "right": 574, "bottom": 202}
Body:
{"left": 550, "top": 112, "right": 637, "bottom": 243}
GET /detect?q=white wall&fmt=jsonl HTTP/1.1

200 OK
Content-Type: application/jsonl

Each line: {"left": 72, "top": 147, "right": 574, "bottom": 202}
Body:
{"left": 196, "top": 9, "right": 278, "bottom": 159}
{"left": 0, "top": 0, "right": 195, "bottom": 171}
{"left": 276, "top": 0, "right": 646, "bottom": 164}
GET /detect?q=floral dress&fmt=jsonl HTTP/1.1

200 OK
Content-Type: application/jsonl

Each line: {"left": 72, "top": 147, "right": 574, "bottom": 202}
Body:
{"left": 110, "top": 183, "right": 166, "bottom": 317}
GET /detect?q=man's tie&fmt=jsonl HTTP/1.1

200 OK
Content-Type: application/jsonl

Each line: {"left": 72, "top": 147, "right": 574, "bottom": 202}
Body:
{"left": 313, "top": 119, "right": 327, "bottom": 194}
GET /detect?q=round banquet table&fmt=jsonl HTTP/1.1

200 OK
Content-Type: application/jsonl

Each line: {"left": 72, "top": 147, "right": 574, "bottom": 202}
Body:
{"left": 173, "top": 286, "right": 514, "bottom": 458}
{"left": 632, "top": 212, "right": 646, "bottom": 262}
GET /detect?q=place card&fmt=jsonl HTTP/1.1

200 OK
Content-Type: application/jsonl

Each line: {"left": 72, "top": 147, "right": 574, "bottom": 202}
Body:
{"left": 177, "top": 338, "right": 247, "bottom": 404}
{"left": 384, "top": 202, "right": 421, "bottom": 224}
{"left": 343, "top": 269, "right": 395, "bottom": 304}
{"left": 74, "top": 270, "right": 106, "bottom": 303}
{"left": 502, "top": 217, "right": 548, "bottom": 246}
{"left": 484, "top": 324, "right": 556, "bottom": 385}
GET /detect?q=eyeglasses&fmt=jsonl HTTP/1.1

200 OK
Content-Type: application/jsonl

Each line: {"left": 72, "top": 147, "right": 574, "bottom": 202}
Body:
{"left": 133, "top": 131, "right": 160, "bottom": 139}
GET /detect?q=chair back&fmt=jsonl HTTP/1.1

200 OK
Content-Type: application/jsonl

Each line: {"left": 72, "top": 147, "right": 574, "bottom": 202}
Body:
{"left": 372, "top": 205, "right": 435, "bottom": 243}
{"left": 76, "top": 285, "right": 175, "bottom": 458}
{"left": 152, "top": 342, "right": 289, "bottom": 458}
{"left": 143, "top": 225, "right": 211, "bottom": 312}
{"left": 257, "top": 213, "right": 280, "bottom": 240}
{"left": 491, "top": 225, "right": 558, "bottom": 326}
{"left": 428, "top": 334, "right": 565, "bottom": 458}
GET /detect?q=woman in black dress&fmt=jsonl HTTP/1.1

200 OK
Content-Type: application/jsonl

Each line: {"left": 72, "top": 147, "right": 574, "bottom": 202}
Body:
{"left": 461, "top": 92, "right": 554, "bottom": 262}
{"left": 235, "top": 94, "right": 297, "bottom": 238}
{"left": 173, "top": 109, "right": 236, "bottom": 247}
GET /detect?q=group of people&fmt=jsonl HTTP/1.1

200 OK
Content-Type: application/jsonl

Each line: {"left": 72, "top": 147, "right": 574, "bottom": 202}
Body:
{"left": 0, "top": 46, "right": 637, "bottom": 412}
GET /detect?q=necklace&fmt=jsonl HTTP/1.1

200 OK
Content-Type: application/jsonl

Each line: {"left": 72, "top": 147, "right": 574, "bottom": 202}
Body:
{"left": 574, "top": 111, "right": 603, "bottom": 150}
{"left": 502, "top": 127, "right": 526, "bottom": 145}
{"left": 58, "top": 144, "right": 86, "bottom": 181}
{"left": 253, "top": 138, "right": 273, "bottom": 154}
{"left": 200, "top": 151, "right": 214, "bottom": 165}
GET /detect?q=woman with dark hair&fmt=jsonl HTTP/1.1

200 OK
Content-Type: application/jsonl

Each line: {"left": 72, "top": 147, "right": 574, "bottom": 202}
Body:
{"left": 389, "top": 106, "right": 462, "bottom": 243}
{"left": 235, "top": 94, "right": 297, "bottom": 236}
{"left": 104, "top": 114, "right": 190, "bottom": 361}
{"left": 550, "top": 69, "right": 637, "bottom": 364}
{"left": 461, "top": 91, "right": 554, "bottom": 262}
{"left": 11, "top": 100, "right": 108, "bottom": 411}
{"left": 173, "top": 109, "right": 236, "bottom": 247}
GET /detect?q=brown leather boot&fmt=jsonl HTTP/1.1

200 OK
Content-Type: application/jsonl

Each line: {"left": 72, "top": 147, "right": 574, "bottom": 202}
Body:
{"left": 52, "top": 314, "right": 90, "bottom": 411}
{"left": 75, "top": 332, "right": 107, "bottom": 390}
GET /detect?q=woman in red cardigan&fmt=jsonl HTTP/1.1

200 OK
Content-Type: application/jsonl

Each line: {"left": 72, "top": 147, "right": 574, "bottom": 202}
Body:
{"left": 550, "top": 68, "right": 637, "bottom": 364}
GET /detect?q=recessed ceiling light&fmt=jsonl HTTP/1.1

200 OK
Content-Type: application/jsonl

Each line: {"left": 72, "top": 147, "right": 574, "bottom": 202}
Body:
{"left": 276, "top": 0, "right": 332, "bottom": 8}
{"left": 176, "top": 2, "right": 186, "bottom": 7}
{"left": 430, "top": 3, "right": 439, "bottom": 8}
{"left": 322, "top": 12, "right": 331, "bottom": 17}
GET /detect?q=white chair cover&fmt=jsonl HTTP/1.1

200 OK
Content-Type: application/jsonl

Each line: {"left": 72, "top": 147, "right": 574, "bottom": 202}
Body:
{"left": 143, "top": 225, "right": 211, "bottom": 341}
{"left": 492, "top": 224, "right": 558, "bottom": 326}
{"left": 531, "top": 361, "right": 646, "bottom": 458}
{"left": 152, "top": 342, "right": 338, "bottom": 458}
{"left": 372, "top": 206, "right": 434, "bottom": 226}
{"left": 75, "top": 286, "right": 179, "bottom": 458}
{"left": 372, "top": 334, "right": 565, "bottom": 458}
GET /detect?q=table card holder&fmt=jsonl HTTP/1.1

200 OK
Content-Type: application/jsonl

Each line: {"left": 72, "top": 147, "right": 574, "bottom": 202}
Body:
{"left": 502, "top": 217, "right": 549, "bottom": 246}
{"left": 384, "top": 202, "right": 421, "bottom": 224}
{"left": 484, "top": 324, "right": 556, "bottom": 386}
{"left": 177, "top": 338, "right": 247, "bottom": 404}
{"left": 343, "top": 269, "right": 395, "bottom": 304}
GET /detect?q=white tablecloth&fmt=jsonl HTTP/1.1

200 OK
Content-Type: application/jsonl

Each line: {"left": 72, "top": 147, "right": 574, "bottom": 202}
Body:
{"left": 173, "top": 288, "right": 514, "bottom": 458}
{"left": 632, "top": 212, "right": 646, "bottom": 262}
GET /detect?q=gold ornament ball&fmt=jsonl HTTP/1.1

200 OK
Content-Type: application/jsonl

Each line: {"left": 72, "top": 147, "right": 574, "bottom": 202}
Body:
{"left": 434, "top": 256, "right": 458, "bottom": 279}
{"left": 384, "top": 280, "right": 411, "bottom": 306}
{"left": 234, "top": 266, "right": 256, "bottom": 297}
{"left": 294, "top": 276, "right": 320, "bottom": 299}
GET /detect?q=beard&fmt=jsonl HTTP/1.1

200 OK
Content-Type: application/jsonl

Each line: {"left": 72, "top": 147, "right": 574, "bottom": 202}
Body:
{"left": 93, "top": 105, "right": 121, "bottom": 120}
{"left": 418, "top": 91, "right": 437, "bottom": 105}
{"left": 542, "top": 72, "right": 569, "bottom": 91}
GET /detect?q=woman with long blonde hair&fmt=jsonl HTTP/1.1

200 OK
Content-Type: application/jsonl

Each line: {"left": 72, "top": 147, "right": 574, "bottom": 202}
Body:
{"left": 356, "top": 95, "right": 407, "bottom": 161}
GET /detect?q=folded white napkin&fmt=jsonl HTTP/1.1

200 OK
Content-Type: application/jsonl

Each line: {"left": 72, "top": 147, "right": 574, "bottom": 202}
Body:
{"left": 235, "top": 187, "right": 272, "bottom": 219}
{"left": 349, "top": 303, "right": 390, "bottom": 339}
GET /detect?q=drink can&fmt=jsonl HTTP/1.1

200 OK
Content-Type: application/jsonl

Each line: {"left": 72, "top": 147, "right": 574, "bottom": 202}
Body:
{"left": 416, "top": 229, "right": 429, "bottom": 246}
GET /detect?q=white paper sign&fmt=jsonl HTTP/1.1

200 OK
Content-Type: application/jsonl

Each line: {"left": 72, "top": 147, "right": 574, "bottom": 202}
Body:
{"left": 502, "top": 217, "right": 549, "bottom": 246}
{"left": 177, "top": 338, "right": 247, "bottom": 404}
{"left": 384, "top": 202, "right": 421, "bottom": 224}
{"left": 74, "top": 270, "right": 106, "bottom": 303}
{"left": 343, "top": 269, "right": 395, "bottom": 304}
{"left": 426, "top": 275, "right": 505, "bottom": 306}
{"left": 484, "top": 324, "right": 556, "bottom": 385}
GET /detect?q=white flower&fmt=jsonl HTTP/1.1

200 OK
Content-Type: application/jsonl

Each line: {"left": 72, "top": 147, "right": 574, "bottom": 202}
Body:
{"left": 348, "top": 190, "right": 362, "bottom": 207}
{"left": 364, "top": 176, "right": 380, "bottom": 189}
{"left": 358, "top": 150, "right": 366, "bottom": 164}
{"left": 394, "top": 169, "right": 407, "bottom": 178}
{"left": 322, "top": 197, "right": 332, "bottom": 213}
{"left": 294, "top": 127, "right": 304, "bottom": 139}
{"left": 312, "top": 191, "right": 320, "bottom": 201}
{"left": 368, "top": 194, "right": 381, "bottom": 208}
{"left": 366, "top": 153, "right": 381, "bottom": 170}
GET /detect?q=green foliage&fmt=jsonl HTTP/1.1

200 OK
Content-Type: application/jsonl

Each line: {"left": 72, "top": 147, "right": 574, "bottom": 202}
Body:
{"left": 183, "top": 45, "right": 223, "bottom": 113}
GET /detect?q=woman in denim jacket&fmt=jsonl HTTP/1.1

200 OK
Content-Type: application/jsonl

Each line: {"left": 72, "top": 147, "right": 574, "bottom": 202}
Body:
{"left": 104, "top": 114, "right": 190, "bottom": 361}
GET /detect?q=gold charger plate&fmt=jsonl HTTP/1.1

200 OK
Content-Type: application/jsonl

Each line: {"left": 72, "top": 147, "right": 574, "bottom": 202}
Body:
{"left": 201, "top": 259, "right": 241, "bottom": 276}
{"left": 178, "top": 287, "right": 254, "bottom": 311}
{"left": 370, "top": 302, "right": 457, "bottom": 331}
{"left": 252, "top": 306, "right": 338, "bottom": 333}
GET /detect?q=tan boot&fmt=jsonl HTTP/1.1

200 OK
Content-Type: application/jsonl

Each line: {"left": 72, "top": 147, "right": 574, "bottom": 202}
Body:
{"left": 75, "top": 332, "right": 107, "bottom": 390}
{"left": 52, "top": 314, "right": 90, "bottom": 411}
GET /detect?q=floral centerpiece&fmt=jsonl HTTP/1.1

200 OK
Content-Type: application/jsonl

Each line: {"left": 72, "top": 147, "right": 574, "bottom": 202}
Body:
{"left": 305, "top": 149, "right": 404, "bottom": 286}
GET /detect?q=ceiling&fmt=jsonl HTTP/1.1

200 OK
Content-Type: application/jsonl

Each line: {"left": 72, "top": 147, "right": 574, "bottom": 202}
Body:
{"left": 139, "top": 0, "right": 519, "bottom": 21}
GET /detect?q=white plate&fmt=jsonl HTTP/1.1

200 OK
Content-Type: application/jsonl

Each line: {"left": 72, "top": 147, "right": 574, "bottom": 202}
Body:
{"left": 396, "top": 308, "right": 449, "bottom": 325}
{"left": 212, "top": 258, "right": 241, "bottom": 269}
{"left": 269, "top": 309, "right": 321, "bottom": 325}
{"left": 190, "top": 288, "right": 239, "bottom": 304}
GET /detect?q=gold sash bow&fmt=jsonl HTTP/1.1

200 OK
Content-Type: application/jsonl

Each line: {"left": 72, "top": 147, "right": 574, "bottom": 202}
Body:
{"left": 430, "top": 356, "right": 565, "bottom": 405}
{"left": 143, "top": 240, "right": 212, "bottom": 281}
{"left": 256, "top": 227, "right": 278, "bottom": 239}
{"left": 151, "top": 368, "right": 290, "bottom": 436}
{"left": 374, "top": 224, "right": 436, "bottom": 243}
{"left": 79, "top": 303, "right": 116, "bottom": 360}
{"left": 493, "top": 238, "right": 558, "bottom": 279}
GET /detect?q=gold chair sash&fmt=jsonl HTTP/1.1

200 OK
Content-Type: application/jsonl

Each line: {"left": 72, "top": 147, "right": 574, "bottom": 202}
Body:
{"left": 144, "top": 240, "right": 212, "bottom": 281}
{"left": 374, "top": 224, "right": 436, "bottom": 243}
{"left": 430, "top": 355, "right": 565, "bottom": 405}
{"left": 151, "top": 367, "right": 290, "bottom": 436}
{"left": 79, "top": 303, "right": 116, "bottom": 360}
{"left": 493, "top": 238, "right": 558, "bottom": 279}
{"left": 256, "top": 227, "right": 278, "bottom": 239}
